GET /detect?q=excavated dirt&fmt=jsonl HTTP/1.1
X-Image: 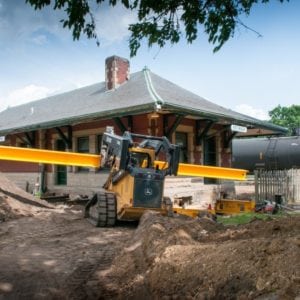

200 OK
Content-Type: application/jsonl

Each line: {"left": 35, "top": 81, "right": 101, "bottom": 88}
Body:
{"left": 100, "top": 212, "right": 300, "bottom": 299}
{"left": 0, "top": 173, "right": 53, "bottom": 222}
{"left": 0, "top": 173, "right": 299, "bottom": 299}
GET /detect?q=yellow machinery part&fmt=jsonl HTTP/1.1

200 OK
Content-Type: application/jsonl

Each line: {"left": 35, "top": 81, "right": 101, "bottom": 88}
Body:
{"left": 0, "top": 146, "right": 101, "bottom": 167}
{"left": 172, "top": 207, "right": 215, "bottom": 218}
{"left": 155, "top": 161, "right": 247, "bottom": 181}
{"left": 118, "top": 206, "right": 215, "bottom": 220}
{"left": 215, "top": 199, "right": 255, "bottom": 215}
{"left": 0, "top": 146, "right": 247, "bottom": 180}
{"left": 118, "top": 207, "right": 168, "bottom": 220}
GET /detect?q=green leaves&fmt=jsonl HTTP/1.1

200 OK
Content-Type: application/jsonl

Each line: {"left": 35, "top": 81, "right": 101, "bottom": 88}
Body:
{"left": 269, "top": 105, "right": 300, "bottom": 135}
{"left": 25, "top": 0, "right": 51, "bottom": 9}
{"left": 129, "top": 13, "right": 181, "bottom": 56}
{"left": 25, "top": 0, "right": 289, "bottom": 56}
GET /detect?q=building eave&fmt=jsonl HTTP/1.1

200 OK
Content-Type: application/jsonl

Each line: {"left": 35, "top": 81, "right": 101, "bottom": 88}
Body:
{"left": 162, "top": 103, "right": 287, "bottom": 134}
{"left": 0, "top": 103, "right": 156, "bottom": 136}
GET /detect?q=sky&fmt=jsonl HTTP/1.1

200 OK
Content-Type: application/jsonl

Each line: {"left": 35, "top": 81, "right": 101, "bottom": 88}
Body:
{"left": 0, "top": 0, "right": 299, "bottom": 120}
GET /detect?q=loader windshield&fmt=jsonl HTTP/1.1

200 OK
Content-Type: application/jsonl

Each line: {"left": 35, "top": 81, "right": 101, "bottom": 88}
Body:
{"left": 130, "top": 151, "right": 151, "bottom": 168}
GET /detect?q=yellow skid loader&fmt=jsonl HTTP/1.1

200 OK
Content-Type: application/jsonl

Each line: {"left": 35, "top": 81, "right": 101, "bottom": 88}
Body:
{"left": 0, "top": 131, "right": 247, "bottom": 226}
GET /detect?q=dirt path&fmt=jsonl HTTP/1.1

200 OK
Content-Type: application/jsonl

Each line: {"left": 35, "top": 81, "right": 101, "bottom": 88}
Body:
{"left": 0, "top": 207, "right": 135, "bottom": 300}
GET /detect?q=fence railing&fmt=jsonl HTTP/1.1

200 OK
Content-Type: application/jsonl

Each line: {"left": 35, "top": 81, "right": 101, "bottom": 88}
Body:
{"left": 254, "top": 169, "right": 300, "bottom": 204}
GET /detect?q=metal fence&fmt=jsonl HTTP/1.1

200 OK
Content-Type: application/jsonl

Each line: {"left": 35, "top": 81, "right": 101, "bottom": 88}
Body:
{"left": 254, "top": 169, "right": 300, "bottom": 204}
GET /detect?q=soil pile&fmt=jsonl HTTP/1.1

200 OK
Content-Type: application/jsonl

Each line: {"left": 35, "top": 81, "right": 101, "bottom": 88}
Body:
{"left": 100, "top": 211, "right": 300, "bottom": 299}
{"left": 0, "top": 173, "right": 52, "bottom": 221}
{"left": 0, "top": 172, "right": 299, "bottom": 299}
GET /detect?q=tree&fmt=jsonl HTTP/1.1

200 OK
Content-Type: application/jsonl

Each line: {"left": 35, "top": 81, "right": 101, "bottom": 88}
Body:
{"left": 269, "top": 105, "right": 300, "bottom": 136}
{"left": 25, "top": 0, "right": 287, "bottom": 57}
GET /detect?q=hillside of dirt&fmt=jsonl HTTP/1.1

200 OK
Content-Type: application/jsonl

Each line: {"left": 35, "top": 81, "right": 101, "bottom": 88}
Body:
{"left": 99, "top": 211, "right": 300, "bottom": 299}
{"left": 0, "top": 173, "right": 299, "bottom": 299}
{"left": 0, "top": 173, "right": 53, "bottom": 222}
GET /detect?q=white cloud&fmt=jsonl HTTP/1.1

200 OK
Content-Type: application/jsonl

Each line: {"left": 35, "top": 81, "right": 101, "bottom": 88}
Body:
{"left": 235, "top": 104, "right": 270, "bottom": 120}
{"left": 94, "top": 4, "right": 137, "bottom": 45}
{"left": 0, "top": 84, "right": 52, "bottom": 112}
{"left": 31, "top": 34, "right": 48, "bottom": 45}
{"left": 0, "top": 1, "right": 69, "bottom": 45}
{"left": 0, "top": 1, "right": 137, "bottom": 48}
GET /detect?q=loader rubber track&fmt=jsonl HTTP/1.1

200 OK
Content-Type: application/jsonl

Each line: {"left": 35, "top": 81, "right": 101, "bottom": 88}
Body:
{"left": 85, "top": 192, "right": 117, "bottom": 227}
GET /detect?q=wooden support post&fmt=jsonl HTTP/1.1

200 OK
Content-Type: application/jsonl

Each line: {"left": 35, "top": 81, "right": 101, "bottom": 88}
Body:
{"left": 163, "top": 114, "right": 169, "bottom": 136}
{"left": 127, "top": 115, "right": 133, "bottom": 132}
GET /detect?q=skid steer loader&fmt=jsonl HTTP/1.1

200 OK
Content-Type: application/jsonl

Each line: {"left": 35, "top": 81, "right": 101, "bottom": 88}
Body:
{"left": 85, "top": 131, "right": 181, "bottom": 226}
{"left": 0, "top": 131, "right": 247, "bottom": 226}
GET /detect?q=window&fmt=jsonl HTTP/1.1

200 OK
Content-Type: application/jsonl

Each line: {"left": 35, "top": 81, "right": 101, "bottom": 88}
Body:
{"left": 77, "top": 137, "right": 89, "bottom": 172}
{"left": 56, "top": 139, "right": 67, "bottom": 185}
{"left": 204, "top": 137, "right": 217, "bottom": 184}
{"left": 175, "top": 132, "right": 188, "bottom": 163}
{"left": 130, "top": 152, "right": 151, "bottom": 168}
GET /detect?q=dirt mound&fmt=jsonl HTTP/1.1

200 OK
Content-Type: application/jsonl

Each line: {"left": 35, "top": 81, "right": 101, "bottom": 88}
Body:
{"left": 0, "top": 173, "right": 52, "bottom": 222}
{"left": 99, "top": 211, "right": 300, "bottom": 299}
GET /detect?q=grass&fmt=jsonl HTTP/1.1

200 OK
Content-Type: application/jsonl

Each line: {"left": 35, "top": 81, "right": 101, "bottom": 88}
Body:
{"left": 217, "top": 212, "right": 287, "bottom": 225}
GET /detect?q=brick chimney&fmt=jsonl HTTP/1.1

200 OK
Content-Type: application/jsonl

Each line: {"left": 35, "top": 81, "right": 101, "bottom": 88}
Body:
{"left": 105, "top": 55, "right": 130, "bottom": 90}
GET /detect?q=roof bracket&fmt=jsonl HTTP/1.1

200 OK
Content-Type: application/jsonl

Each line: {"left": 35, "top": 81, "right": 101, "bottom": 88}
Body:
{"left": 224, "top": 129, "right": 237, "bottom": 149}
{"left": 24, "top": 131, "right": 36, "bottom": 148}
{"left": 55, "top": 126, "right": 72, "bottom": 149}
{"left": 196, "top": 120, "right": 214, "bottom": 145}
{"left": 16, "top": 135, "right": 27, "bottom": 146}
{"left": 113, "top": 117, "right": 127, "bottom": 134}
{"left": 17, "top": 132, "right": 35, "bottom": 148}
{"left": 163, "top": 114, "right": 185, "bottom": 139}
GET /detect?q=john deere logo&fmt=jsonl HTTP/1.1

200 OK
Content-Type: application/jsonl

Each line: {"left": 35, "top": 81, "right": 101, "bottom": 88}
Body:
{"left": 144, "top": 187, "right": 153, "bottom": 196}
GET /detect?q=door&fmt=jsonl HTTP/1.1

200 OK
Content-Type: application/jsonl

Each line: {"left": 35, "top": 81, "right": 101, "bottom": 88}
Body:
{"left": 175, "top": 132, "right": 188, "bottom": 163}
{"left": 204, "top": 136, "right": 217, "bottom": 184}
{"left": 56, "top": 139, "right": 67, "bottom": 185}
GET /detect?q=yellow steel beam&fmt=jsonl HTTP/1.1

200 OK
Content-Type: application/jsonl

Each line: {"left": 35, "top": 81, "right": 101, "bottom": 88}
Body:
{"left": 177, "top": 163, "right": 247, "bottom": 180}
{"left": 155, "top": 161, "right": 247, "bottom": 181}
{"left": 0, "top": 146, "right": 101, "bottom": 167}
{"left": 0, "top": 146, "right": 247, "bottom": 180}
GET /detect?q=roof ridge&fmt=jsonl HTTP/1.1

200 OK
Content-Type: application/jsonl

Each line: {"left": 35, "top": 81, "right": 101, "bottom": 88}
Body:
{"left": 143, "top": 67, "right": 164, "bottom": 105}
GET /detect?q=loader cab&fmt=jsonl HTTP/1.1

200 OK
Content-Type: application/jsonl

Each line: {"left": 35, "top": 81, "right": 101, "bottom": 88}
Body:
{"left": 127, "top": 147, "right": 164, "bottom": 209}
{"left": 129, "top": 147, "right": 155, "bottom": 169}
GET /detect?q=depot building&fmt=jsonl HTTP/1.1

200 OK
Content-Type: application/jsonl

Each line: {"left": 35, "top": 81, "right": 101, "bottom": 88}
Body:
{"left": 0, "top": 56, "right": 287, "bottom": 195}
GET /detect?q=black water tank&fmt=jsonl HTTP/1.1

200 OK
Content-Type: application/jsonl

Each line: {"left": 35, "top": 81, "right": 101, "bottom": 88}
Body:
{"left": 232, "top": 136, "right": 300, "bottom": 172}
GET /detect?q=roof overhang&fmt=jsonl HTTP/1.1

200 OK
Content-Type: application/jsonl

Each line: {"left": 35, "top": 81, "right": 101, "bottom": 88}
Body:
{"left": 0, "top": 103, "right": 157, "bottom": 135}
{"left": 0, "top": 102, "right": 287, "bottom": 137}
{"left": 162, "top": 103, "right": 288, "bottom": 136}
